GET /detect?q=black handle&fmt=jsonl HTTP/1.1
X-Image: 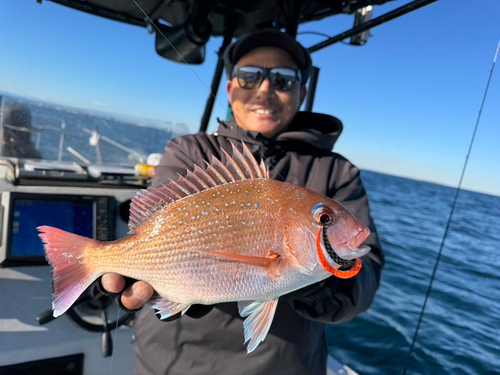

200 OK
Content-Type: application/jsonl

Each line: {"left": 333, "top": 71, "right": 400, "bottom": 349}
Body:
{"left": 36, "top": 308, "right": 57, "bottom": 325}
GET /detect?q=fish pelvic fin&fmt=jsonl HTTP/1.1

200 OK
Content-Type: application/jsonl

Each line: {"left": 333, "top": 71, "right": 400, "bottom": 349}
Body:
{"left": 148, "top": 294, "right": 191, "bottom": 319}
{"left": 37, "top": 226, "right": 101, "bottom": 317}
{"left": 238, "top": 299, "right": 279, "bottom": 353}
{"left": 128, "top": 141, "right": 268, "bottom": 232}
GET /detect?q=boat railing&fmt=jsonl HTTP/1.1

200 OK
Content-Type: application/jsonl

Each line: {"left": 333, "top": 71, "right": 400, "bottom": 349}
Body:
{"left": 82, "top": 127, "right": 147, "bottom": 164}
{"left": 31, "top": 114, "right": 66, "bottom": 162}
{"left": 29, "top": 114, "right": 149, "bottom": 165}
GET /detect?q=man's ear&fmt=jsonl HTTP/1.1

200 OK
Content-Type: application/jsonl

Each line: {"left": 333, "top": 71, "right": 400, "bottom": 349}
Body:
{"left": 299, "top": 85, "right": 307, "bottom": 107}
{"left": 226, "top": 81, "right": 233, "bottom": 106}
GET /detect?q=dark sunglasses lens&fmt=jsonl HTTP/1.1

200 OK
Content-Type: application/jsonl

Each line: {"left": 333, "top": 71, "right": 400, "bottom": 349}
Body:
{"left": 270, "top": 69, "right": 298, "bottom": 91}
{"left": 235, "top": 67, "right": 299, "bottom": 91}
{"left": 237, "top": 67, "right": 263, "bottom": 89}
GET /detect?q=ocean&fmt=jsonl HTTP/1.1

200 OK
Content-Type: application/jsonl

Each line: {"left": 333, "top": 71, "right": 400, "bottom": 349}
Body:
{"left": 326, "top": 171, "right": 500, "bottom": 375}
{"left": 0, "top": 95, "right": 182, "bottom": 166}
{"left": 2, "top": 96, "right": 499, "bottom": 374}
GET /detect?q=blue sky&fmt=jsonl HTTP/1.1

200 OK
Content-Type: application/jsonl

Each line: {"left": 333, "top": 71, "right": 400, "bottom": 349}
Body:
{"left": 0, "top": 1, "right": 499, "bottom": 196}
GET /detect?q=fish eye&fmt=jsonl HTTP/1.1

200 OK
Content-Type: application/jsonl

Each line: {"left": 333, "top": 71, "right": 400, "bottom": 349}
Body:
{"left": 313, "top": 205, "right": 336, "bottom": 227}
{"left": 320, "top": 214, "right": 331, "bottom": 225}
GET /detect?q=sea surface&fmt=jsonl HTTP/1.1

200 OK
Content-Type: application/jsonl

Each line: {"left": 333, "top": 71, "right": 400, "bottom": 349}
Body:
{"left": 2, "top": 95, "right": 499, "bottom": 375}
{"left": 326, "top": 171, "right": 500, "bottom": 375}
{"left": 0, "top": 95, "right": 182, "bottom": 166}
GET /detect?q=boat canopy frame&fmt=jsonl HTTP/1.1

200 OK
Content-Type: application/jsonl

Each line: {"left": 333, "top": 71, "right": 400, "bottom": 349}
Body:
{"left": 39, "top": 0, "right": 439, "bottom": 131}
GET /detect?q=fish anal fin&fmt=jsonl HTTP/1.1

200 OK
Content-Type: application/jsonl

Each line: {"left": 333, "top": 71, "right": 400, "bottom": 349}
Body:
{"left": 148, "top": 294, "right": 191, "bottom": 320}
{"left": 238, "top": 299, "right": 279, "bottom": 353}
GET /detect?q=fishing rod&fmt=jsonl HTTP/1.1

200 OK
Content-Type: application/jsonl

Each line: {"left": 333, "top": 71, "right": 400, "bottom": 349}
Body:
{"left": 401, "top": 38, "right": 500, "bottom": 375}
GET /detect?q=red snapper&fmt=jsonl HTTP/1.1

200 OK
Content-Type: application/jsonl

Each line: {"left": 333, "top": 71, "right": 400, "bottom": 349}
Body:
{"left": 38, "top": 142, "right": 370, "bottom": 353}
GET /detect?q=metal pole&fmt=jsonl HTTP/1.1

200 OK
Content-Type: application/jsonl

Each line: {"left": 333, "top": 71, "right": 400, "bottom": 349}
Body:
{"left": 308, "top": 0, "right": 439, "bottom": 53}
{"left": 284, "top": 0, "right": 302, "bottom": 39}
{"left": 305, "top": 66, "right": 320, "bottom": 112}
{"left": 58, "top": 120, "right": 65, "bottom": 161}
{"left": 199, "top": 33, "right": 233, "bottom": 133}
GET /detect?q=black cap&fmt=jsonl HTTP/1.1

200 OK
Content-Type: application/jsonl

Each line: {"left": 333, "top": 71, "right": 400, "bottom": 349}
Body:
{"left": 223, "top": 29, "right": 312, "bottom": 85}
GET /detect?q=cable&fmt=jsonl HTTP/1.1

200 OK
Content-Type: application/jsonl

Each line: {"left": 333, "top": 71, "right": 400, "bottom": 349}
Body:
{"left": 298, "top": 31, "right": 332, "bottom": 39}
{"left": 401, "top": 37, "right": 500, "bottom": 375}
{"left": 298, "top": 31, "right": 365, "bottom": 46}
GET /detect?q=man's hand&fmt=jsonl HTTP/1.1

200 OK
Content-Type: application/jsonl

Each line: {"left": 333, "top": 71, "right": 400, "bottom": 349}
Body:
{"left": 99, "top": 273, "right": 214, "bottom": 319}
{"left": 101, "top": 273, "right": 154, "bottom": 311}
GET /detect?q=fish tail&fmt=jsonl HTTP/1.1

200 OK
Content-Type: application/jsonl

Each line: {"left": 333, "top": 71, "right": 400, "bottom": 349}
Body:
{"left": 38, "top": 226, "right": 101, "bottom": 317}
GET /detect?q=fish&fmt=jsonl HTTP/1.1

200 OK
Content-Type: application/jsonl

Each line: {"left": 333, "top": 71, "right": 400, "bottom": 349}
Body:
{"left": 38, "top": 142, "right": 371, "bottom": 353}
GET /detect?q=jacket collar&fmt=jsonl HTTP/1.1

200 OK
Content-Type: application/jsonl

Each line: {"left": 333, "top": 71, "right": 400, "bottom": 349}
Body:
{"left": 214, "top": 112, "right": 343, "bottom": 151}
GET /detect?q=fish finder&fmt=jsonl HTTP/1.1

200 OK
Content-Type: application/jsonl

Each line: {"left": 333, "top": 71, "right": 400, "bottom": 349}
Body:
{"left": 0, "top": 192, "right": 116, "bottom": 267}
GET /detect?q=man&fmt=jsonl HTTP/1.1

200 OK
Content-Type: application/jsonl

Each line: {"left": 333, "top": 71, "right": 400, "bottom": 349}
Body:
{"left": 0, "top": 100, "right": 41, "bottom": 159}
{"left": 102, "top": 29, "right": 384, "bottom": 374}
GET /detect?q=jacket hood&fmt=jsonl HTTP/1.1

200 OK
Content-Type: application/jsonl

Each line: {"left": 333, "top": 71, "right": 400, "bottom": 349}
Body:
{"left": 215, "top": 112, "right": 343, "bottom": 151}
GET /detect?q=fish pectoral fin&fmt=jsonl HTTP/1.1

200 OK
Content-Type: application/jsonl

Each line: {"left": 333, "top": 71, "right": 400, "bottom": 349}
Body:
{"left": 148, "top": 294, "right": 191, "bottom": 320}
{"left": 238, "top": 299, "right": 279, "bottom": 353}
{"left": 194, "top": 250, "right": 279, "bottom": 267}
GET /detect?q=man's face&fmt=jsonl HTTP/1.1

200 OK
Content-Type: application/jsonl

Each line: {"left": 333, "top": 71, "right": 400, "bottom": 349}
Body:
{"left": 226, "top": 47, "right": 307, "bottom": 138}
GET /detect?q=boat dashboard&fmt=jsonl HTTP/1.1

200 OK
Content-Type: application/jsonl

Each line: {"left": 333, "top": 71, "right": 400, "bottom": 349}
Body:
{"left": 0, "top": 157, "right": 145, "bottom": 374}
{"left": 0, "top": 158, "right": 143, "bottom": 267}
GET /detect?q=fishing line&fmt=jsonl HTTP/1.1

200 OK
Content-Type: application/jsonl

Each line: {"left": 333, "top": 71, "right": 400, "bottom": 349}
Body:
{"left": 401, "top": 38, "right": 500, "bottom": 375}
{"left": 131, "top": 0, "right": 287, "bottom": 182}
{"left": 108, "top": 306, "right": 121, "bottom": 375}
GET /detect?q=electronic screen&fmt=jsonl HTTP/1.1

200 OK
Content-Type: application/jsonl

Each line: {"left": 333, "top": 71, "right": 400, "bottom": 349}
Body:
{"left": 10, "top": 199, "right": 94, "bottom": 257}
{"left": 1, "top": 192, "right": 115, "bottom": 266}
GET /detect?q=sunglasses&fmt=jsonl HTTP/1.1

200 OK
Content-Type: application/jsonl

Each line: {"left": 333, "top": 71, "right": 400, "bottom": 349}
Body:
{"left": 232, "top": 66, "right": 302, "bottom": 92}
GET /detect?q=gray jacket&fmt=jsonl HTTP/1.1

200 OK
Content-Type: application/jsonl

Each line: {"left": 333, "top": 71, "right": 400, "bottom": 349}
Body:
{"left": 133, "top": 112, "right": 384, "bottom": 375}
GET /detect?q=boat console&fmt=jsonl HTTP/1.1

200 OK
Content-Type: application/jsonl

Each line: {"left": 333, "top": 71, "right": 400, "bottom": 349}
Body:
{"left": 0, "top": 157, "right": 146, "bottom": 374}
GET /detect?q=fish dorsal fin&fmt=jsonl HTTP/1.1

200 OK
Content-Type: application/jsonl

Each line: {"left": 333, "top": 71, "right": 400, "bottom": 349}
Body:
{"left": 128, "top": 141, "right": 269, "bottom": 232}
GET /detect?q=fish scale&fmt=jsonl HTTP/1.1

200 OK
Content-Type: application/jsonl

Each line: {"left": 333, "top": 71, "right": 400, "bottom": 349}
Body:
{"left": 38, "top": 142, "right": 371, "bottom": 353}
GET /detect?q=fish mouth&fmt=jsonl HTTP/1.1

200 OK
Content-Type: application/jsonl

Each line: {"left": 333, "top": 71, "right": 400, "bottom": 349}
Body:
{"left": 345, "top": 227, "right": 370, "bottom": 251}
{"left": 322, "top": 228, "right": 357, "bottom": 269}
{"left": 322, "top": 226, "right": 371, "bottom": 267}
{"left": 333, "top": 227, "right": 371, "bottom": 261}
